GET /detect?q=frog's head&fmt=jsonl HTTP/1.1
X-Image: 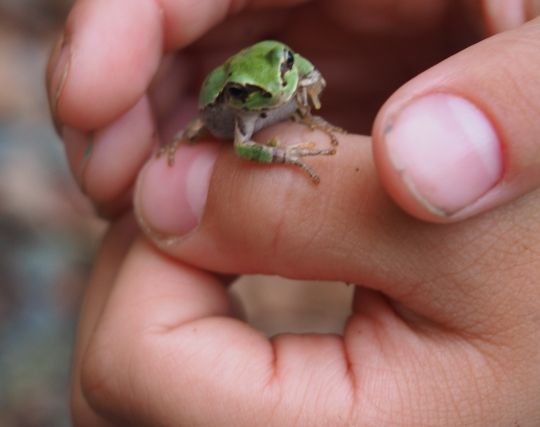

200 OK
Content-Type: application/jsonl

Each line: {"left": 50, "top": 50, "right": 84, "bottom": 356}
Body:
{"left": 199, "top": 40, "right": 315, "bottom": 111}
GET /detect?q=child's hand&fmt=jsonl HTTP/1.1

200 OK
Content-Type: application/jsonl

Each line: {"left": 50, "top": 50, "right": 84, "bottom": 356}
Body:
{"left": 73, "top": 153, "right": 540, "bottom": 425}
{"left": 46, "top": 1, "right": 540, "bottom": 425}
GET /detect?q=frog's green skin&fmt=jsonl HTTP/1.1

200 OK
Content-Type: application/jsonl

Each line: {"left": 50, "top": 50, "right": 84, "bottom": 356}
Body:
{"left": 199, "top": 40, "right": 315, "bottom": 111}
{"left": 165, "top": 40, "right": 341, "bottom": 183}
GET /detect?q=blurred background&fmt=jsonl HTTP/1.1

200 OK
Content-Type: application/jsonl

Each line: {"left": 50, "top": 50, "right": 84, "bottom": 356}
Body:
{"left": 0, "top": 2, "right": 352, "bottom": 425}
{"left": 0, "top": 1, "right": 104, "bottom": 425}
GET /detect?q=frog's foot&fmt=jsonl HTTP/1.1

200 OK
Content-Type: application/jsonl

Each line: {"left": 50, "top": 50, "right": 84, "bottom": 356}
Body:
{"left": 156, "top": 117, "right": 205, "bottom": 166}
{"left": 276, "top": 141, "right": 336, "bottom": 184}
{"left": 235, "top": 138, "right": 335, "bottom": 184}
{"left": 292, "top": 113, "right": 346, "bottom": 147}
{"left": 156, "top": 135, "right": 184, "bottom": 166}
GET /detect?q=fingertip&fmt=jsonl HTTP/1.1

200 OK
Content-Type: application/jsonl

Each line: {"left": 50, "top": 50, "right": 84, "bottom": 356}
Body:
{"left": 85, "top": 97, "right": 157, "bottom": 203}
{"left": 62, "top": 97, "right": 157, "bottom": 211}
{"left": 483, "top": 0, "right": 527, "bottom": 34}
{"left": 53, "top": 0, "right": 163, "bottom": 130}
{"left": 134, "top": 142, "right": 220, "bottom": 240}
{"left": 159, "top": 0, "right": 232, "bottom": 50}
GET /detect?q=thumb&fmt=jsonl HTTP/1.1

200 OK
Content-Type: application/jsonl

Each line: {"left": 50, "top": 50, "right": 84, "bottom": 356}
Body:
{"left": 373, "top": 15, "right": 540, "bottom": 222}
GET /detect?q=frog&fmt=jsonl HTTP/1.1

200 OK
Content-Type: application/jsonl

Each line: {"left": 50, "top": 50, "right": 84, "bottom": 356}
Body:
{"left": 160, "top": 40, "right": 343, "bottom": 184}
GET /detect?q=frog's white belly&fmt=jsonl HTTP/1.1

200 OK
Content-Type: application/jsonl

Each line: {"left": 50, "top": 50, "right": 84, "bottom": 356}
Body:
{"left": 201, "top": 99, "right": 297, "bottom": 140}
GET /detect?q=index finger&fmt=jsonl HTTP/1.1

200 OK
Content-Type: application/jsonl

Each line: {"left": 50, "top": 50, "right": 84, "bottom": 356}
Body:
{"left": 46, "top": 0, "right": 308, "bottom": 131}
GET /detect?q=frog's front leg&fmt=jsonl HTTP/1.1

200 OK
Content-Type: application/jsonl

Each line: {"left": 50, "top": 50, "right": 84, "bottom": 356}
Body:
{"left": 233, "top": 116, "right": 335, "bottom": 184}
{"left": 157, "top": 116, "right": 205, "bottom": 166}
{"left": 294, "top": 79, "right": 346, "bottom": 147}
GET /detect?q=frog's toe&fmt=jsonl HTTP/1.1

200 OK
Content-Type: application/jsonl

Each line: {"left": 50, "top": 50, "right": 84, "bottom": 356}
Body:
{"left": 294, "top": 141, "right": 317, "bottom": 150}
{"left": 156, "top": 139, "right": 181, "bottom": 166}
{"left": 265, "top": 137, "right": 280, "bottom": 147}
{"left": 286, "top": 158, "right": 321, "bottom": 184}
{"left": 287, "top": 142, "right": 335, "bottom": 158}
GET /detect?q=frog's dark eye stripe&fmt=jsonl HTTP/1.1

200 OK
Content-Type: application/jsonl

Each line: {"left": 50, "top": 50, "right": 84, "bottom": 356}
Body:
{"left": 285, "top": 50, "right": 294, "bottom": 69}
{"left": 280, "top": 50, "right": 295, "bottom": 86}
{"left": 227, "top": 84, "right": 249, "bottom": 101}
{"left": 225, "top": 84, "right": 272, "bottom": 103}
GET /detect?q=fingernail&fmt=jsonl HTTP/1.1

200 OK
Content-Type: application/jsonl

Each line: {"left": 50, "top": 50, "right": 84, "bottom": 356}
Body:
{"left": 135, "top": 144, "right": 219, "bottom": 238}
{"left": 526, "top": 0, "right": 540, "bottom": 19}
{"left": 385, "top": 94, "right": 504, "bottom": 216}
{"left": 47, "top": 32, "right": 71, "bottom": 122}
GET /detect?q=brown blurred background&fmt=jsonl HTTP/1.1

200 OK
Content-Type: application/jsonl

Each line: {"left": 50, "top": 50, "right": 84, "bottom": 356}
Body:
{"left": 0, "top": 1, "right": 104, "bottom": 425}
{"left": 0, "top": 2, "right": 352, "bottom": 425}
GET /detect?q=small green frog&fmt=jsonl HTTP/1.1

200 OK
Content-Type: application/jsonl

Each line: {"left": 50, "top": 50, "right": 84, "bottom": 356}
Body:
{"left": 161, "top": 40, "right": 342, "bottom": 183}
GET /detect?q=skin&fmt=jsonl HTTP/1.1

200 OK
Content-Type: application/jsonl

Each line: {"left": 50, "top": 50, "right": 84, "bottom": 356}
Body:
{"left": 47, "top": 0, "right": 540, "bottom": 425}
{"left": 162, "top": 40, "right": 339, "bottom": 183}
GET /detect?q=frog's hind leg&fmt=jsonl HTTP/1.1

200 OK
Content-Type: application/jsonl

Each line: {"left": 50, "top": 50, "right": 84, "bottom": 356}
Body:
{"left": 292, "top": 112, "right": 346, "bottom": 147}
{"left": 233, "top": 123, "right": 335, "bottom": 184}
{"left": 157, "top": 116, "right": 206, "bottom": 166}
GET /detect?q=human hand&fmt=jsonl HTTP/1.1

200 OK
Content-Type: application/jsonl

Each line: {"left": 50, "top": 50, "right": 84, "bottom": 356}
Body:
{"left": 47, "top": 0, "right": 540, "bottom": 425}
{"left": 73, "top": 145, "right": 540, "bottom": 427}
{"left": 48, "top": 0, "right": 540, "bottom": 222}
